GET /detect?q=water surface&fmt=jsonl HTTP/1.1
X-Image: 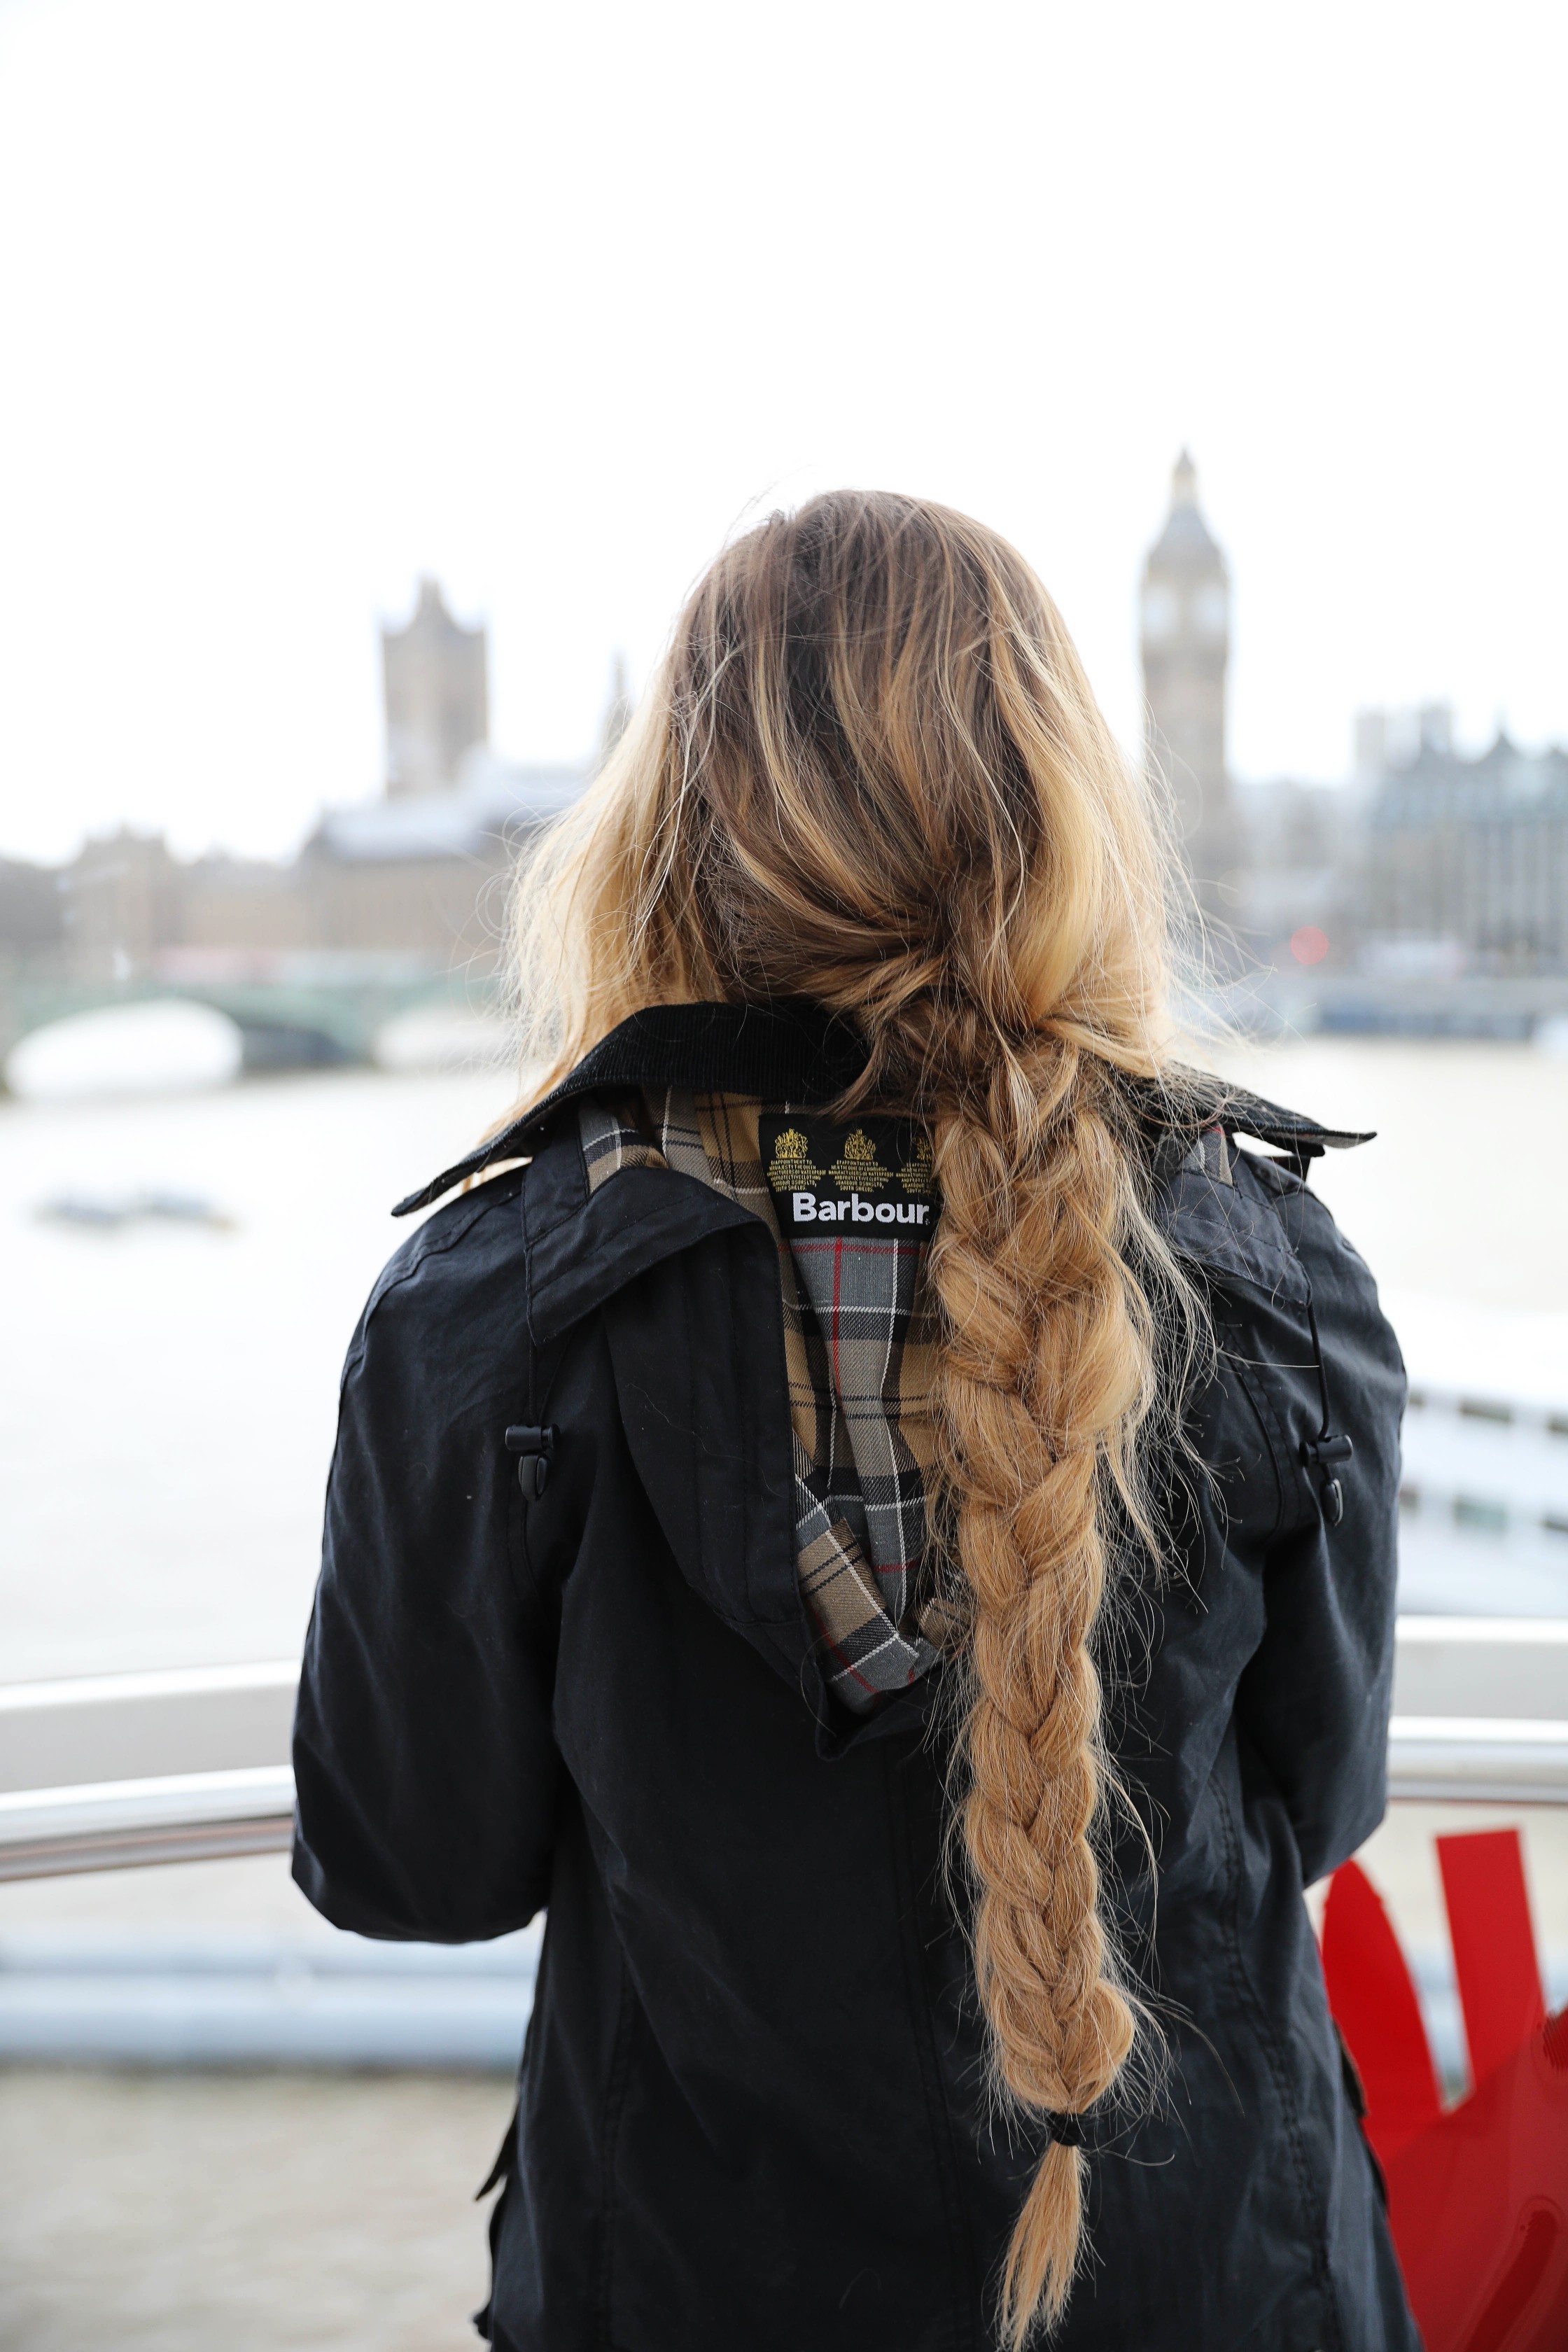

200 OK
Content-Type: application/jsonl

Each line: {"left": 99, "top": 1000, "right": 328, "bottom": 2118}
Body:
{"left": 3, "top": 1042, "right": 1564, "bottom": 1681}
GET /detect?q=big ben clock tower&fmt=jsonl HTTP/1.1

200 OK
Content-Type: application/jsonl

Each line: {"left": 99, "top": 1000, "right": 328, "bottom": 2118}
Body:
{"left": 1140, "top": 452, "right": 1234, "bottom": 907}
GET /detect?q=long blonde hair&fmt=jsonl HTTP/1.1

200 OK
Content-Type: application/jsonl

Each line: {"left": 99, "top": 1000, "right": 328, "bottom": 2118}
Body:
{"left": 508, "top": 490, "right": 1197, "bottom": 2342}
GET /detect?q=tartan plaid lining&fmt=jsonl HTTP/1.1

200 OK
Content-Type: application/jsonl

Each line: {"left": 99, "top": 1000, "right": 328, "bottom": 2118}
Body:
{"left": 577, "top": 1089, "right": 946, "bottom": 1714}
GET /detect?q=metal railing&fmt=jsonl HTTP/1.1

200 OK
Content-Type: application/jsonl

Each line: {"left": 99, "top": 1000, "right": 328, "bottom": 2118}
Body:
{"left": 1385, "top": 1716, "right": 1568, "bottom": 1804}
{"left": 1, "top": 1616, "right": 1566, "bottom": 1880}
{"left": 0, "top": 1768, "right": 295, "bottom": 1880}
{"left": 0, "top": 1660, "right": 298, "bottom": 1880}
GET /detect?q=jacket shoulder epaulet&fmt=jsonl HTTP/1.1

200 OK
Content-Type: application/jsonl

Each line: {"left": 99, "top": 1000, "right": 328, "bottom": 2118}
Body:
{"left": 392, "top": 1104, "right": 559, "bottom": 1219}
{"left": 1133, "top": 1065, "right": 1373, "bottom": 1190}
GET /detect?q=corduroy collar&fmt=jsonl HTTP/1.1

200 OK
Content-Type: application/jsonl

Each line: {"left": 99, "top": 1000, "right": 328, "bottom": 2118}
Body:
{"left": 393, "top": 1000, "right": 868, "bottom": 1217}
{"left": 392, "top": 998, "right": 1373, "bottom": 1218}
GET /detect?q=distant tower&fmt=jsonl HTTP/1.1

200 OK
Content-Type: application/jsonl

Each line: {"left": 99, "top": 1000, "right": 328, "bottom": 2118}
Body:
{"left": 1140, "top": 453, "right": 1233, "bottom": 897}
{"left": 382, "top": 578, "right": 489, "bottom": 799}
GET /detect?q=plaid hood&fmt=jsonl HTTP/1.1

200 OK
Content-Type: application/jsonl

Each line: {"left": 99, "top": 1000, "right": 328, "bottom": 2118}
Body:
{"left": 387, "top": 998, "right": 1376, "bottom": 1737}
{"left": 578, "top": 1088, "right": 953, "bottom": 1716}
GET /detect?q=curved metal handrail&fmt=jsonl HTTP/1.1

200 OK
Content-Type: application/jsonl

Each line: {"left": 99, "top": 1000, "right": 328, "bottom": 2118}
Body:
{"left": 0, "top": 1766, "right": 295, "bottom": 1880}
{"left": 1386, "top": 1716, "right": 1568, "bottom": 1806}
{"left": 1, "top": 1725, "right": 1566, "bottom": 1882}
{"left": 3, "top": 1623, "right": 1567, "bottom": 1880}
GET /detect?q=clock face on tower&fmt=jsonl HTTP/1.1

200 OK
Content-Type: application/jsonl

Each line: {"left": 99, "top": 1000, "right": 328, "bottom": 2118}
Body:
{"left": 1141, "top": 584, "right": 1178, "bottom": 644}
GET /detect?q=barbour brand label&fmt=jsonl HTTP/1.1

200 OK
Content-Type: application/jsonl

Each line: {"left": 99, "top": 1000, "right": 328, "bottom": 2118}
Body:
{"left": 759, "top": 1115, "right": 939, "bottom": 1238}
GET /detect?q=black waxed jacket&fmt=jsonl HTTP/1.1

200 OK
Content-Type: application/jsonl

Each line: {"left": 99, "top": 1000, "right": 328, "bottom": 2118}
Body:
{"left": 292, "top": 1001, "right": 1420, "bottom": 2352}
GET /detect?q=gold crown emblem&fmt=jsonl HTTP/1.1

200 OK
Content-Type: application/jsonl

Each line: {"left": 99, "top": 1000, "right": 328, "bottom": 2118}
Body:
{"left": 843, "top": 1130, "right": 878, "bottom": 1162}
{"left": 774, "top": 1128, "right": 809, "bottom": 1160}
{"left": 897, "top": 1132, "right": 934, "bottom": 1196}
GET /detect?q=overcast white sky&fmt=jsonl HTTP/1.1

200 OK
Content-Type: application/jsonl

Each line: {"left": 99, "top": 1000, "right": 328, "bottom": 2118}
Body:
{"left": 0, "top": 0, "right": 1564, "bottom": 865}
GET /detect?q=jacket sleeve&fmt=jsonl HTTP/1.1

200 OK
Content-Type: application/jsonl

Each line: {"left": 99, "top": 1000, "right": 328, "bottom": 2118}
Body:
{"left": 291, "top": 1172, "right": 561, "bottom": 1942}
{"left": 1228, "top": 1170, "right": 1408, "bottom": 1885}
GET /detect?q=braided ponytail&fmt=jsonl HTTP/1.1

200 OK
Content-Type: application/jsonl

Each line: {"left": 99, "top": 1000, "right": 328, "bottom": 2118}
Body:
{"left": 507, "top": 489, "right": 1200, "bottom": 2342}
{"left": 927, "top": 1043, "right": 1154, "bottom": 2337}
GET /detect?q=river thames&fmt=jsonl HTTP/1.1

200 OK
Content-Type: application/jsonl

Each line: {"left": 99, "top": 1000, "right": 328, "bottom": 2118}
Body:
{"left": 1, "top": 1036, "right": 1567, "bottom": 1684}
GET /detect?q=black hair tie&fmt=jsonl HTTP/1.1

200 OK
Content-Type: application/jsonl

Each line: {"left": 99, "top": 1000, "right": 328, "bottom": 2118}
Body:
{"left": 1046, "top": 2112, "right": 1087, "bottom": 2149}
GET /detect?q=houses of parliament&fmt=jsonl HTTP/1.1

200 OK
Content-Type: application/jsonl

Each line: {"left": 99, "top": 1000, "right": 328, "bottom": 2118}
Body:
{"left": 2, "top": 479, "right": 1566, "bottom": 1014}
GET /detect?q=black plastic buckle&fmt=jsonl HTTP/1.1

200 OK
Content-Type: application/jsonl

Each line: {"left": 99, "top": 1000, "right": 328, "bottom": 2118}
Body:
{"left": 504, "top": 1424, "right": 557, "bottom": 1500}
{"left": 1301, "top": 1431, "right": 1353, "bottom": 1525}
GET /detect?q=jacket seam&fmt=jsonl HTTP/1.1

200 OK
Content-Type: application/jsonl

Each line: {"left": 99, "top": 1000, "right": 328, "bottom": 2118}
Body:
{"left": 510, "top": 1119, "right": 587, "bottom": 1256}
{"left": 344, "top": 1182, "right": 516, "bottom": 1382}
{"left": 676, "top": 1251, "right": 706, "bottom": 1618}
{"left": 1236, "top": 1188, "right": 1339, "bottom": 1538}
{"left": 514, "top": 1288, "right": 540, "bottom": 1602}
{"left": 885, "top": 1749, "right": 981, "bottom": 2351}
{"left": 603, "top": 1296, "right": 805, "bottom": 1636}
{"left": 520, "top": 1144, "right": 540, "bottom": 1350}
{"left": 1224, "top": 1348, "right": 1289, "bottom": 1546}
{"left": 1208, "top": 1272, "right": 1324, "bottom": 1539}
{"left": 1163, "top": 1167, "right": 1306, "bottom": 1305}
{"left": 594, "top": 1938, "right": 640, "bottom": 2352}
{"left": 741, "top": 1219, "right": 809, "bottom": 1638}
{"left": 528, "top": 1186, "right": 764, "bottom": 1313}
{"left": 1214, "top": 1758, "right": 1346, "bottom": 2352}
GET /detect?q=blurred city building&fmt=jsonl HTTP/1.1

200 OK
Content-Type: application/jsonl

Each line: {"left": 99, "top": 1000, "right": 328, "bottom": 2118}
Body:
{"left": 1138, "top": 454, "right": 1368, "bottom": 973}
{"left": 4, "top": 530, "right": 1568, "bottom": 1063}
{"left": 1229, "top": 775, "right": 1348, "bottom": 954}
{"left": 1136, "top": 456, "right": 1568, "bottom": 1020}
{"left": 0, "top": 584, "right": 596, "bottom": 1066}
{"left": 1359, "top": 714, "right": 1568, "bottom": 972}
{"left": 382, "top": 578, "right": 489, "bottom": 799}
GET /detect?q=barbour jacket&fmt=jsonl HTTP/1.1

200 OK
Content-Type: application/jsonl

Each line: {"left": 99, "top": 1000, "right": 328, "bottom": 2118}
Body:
{"left": 292, "top": 1000, "right": 1420, "bottom": 2352}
